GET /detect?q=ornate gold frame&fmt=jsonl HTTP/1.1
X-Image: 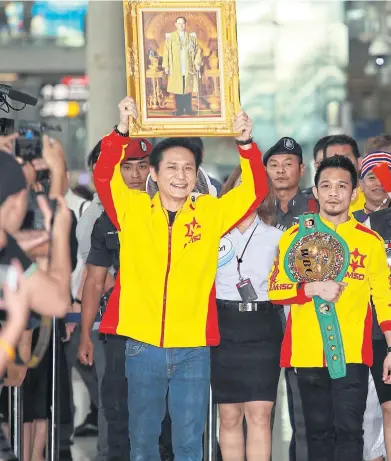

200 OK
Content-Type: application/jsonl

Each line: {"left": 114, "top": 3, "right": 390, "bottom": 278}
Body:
{"left": 123, "top": 0, "right": 240, "bottom": 137}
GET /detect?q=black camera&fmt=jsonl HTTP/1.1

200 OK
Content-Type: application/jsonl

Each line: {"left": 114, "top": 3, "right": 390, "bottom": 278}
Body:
{"left": 1, "top": 118, "right": 60, "bottom": 230}
{"left": 0, "top": 118, "right": 61, "bottom": 161}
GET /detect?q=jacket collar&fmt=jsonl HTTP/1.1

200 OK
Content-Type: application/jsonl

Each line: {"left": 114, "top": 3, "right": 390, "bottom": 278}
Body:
{"left": 151, "top": 192, "right": 201, "bottom": 214}
{"left": 319, "top": 213, "right": 357, "bottom": 232}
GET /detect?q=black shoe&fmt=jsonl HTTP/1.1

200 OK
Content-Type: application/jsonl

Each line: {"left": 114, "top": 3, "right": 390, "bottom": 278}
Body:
{"left": 59, "top": 448, "right": 73, "bottom": 461}
{"left": 74, "top": 412, "right": 98, "bottom": 437}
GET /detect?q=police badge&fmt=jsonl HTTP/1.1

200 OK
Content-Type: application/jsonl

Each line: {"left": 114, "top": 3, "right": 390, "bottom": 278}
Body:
{"left": 284, "top": 138, "right": 295, "bottom": 150}
{"left": 140, "top": 140, "right": 148, "bottom": 152}
{"left": 284, "top": 214, "right": 350, "bottom": 379}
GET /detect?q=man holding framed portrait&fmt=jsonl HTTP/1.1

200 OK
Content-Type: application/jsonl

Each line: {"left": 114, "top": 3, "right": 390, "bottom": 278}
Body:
{"left": 93, "top": 95, "right": 268, "bottom": 461}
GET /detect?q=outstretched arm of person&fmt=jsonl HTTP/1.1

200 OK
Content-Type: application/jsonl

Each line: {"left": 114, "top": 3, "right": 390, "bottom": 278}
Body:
{"left": 217, "top": 111, "right": 268, "bottom": 236}
{"left": 0, "top": 261, "right": 31, "bottom": 379}
{"left": 366, "top": 234, "right": 391, "bottom": 384}
{"left": 93, "top": 97, "right": 143, "bottom": 230}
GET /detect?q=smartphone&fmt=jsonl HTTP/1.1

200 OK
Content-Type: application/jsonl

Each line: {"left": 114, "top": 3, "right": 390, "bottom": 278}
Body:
{"left": 0, "top": 264, "right": 18, "bottom": 300}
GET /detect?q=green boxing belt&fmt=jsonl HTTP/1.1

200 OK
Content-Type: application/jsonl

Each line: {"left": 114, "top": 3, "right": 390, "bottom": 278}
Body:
{"left": 284, "top": 214, "right": 350, "bottom": 379}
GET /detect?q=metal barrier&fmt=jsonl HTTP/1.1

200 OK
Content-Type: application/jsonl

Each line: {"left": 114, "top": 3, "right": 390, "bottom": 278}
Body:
{"left": 203, "top": 388, "right": 219, "bottom": 461}
{"left": 8, "top": 386, "right": 23, "bottom": 460}
{"left": 7, "top": 317, "right": 60, "bottom": 461}
{"left": 47, "top": 317, "right": 60, "bottom": 461}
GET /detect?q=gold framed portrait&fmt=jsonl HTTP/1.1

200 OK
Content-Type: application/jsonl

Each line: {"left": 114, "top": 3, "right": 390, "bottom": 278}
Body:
{"left": 123, "top": 0, "right": 240, "bottom": 137}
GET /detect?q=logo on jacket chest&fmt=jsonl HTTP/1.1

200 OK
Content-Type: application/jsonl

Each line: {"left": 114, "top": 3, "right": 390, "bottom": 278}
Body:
{"left": 184, "top": 217, "right": 201, "bottom": 248}
{"left": 346, "top": 248, "right": 367, "bottom": 280}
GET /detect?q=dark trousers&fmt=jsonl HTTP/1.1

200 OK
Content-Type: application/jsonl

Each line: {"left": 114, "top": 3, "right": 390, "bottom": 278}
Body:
{"left": 102, "top": 335, "right": 173, "bottom": 461}
{"left": 286, "top": 368, "right": 308, "bottom": 461}
{"left": 371, "top": 338, "right": 391, "bottom": 404}
{"left": 297, "top": 364, "right": 369, "bottom": 461}
{"left": 174, "top": 76, "right": 192, "bottom": 115}
{"left": 174, "top": 94, "right": 192, "bottom": 115}
{"left": 279, "top": 306, "right": 308, "bottom": 461}
{"left": 101, "top": 335, "right": 130, "bottom": 461}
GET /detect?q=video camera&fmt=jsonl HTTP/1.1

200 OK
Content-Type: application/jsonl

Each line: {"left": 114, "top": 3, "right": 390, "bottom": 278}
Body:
{"left": 0, "top": 85, "right": 61, "bottom": 230}
{"left": 0, "top": 118, "right": 61, "bottom": 162}
{"left": 0, "top": 118, "right": 60, "bottom": 230}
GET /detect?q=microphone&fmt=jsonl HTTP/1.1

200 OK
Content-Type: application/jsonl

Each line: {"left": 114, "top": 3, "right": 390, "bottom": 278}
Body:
{"left": 0, "top": 84, "right": 38, "bottom": 107}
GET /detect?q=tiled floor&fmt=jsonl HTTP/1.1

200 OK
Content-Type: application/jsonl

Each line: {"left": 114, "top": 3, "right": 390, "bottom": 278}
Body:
{"left": 71, "top": 370, "right": 291, "bottom": 461}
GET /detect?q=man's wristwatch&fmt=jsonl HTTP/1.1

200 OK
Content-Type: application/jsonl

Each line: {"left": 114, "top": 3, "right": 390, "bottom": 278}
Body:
{"left": 114, "top": 124, "right": 129, "bottom": 137}
{"left": 387, "top": 346, "right": 391, "bottom": 354}
{"left": 235, "top": 137, "right": 253, "bottom": 146}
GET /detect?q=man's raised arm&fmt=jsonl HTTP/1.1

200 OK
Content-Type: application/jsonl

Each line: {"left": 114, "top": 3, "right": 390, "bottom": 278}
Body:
{"left": 93, "top": 97, "right": 139, "bottom": 230}
{"left": 217, "top": 111, "right": 268, "bottom": 236}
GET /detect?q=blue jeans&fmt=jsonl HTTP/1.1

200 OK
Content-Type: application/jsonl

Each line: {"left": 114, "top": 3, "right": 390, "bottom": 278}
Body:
{"left": 125, "top": 339, "right": 210, "bottom": 461}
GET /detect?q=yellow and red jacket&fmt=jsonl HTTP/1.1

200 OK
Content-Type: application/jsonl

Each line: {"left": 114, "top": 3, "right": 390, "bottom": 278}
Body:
{"left": 94, "top": 131, "right": 268, "bottom": 348}
{"left": 349, "top": 186, "right": 366, "bottom": 213}
{"left": 268, "top": 215, "right": 391, "bottom": 368}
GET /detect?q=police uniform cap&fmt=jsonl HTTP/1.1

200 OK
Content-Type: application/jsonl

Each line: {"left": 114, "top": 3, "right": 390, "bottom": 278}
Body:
{"left": 263, "top": 137, "right": 303, "bottom": 166}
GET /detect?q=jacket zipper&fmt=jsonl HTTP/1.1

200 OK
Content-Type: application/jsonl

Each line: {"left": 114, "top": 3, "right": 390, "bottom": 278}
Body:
{"left": 160, "top": 222, "right": 173, "bottom": 347}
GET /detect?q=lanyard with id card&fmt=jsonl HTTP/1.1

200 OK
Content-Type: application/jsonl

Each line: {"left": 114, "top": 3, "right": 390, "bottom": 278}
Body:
{"left": 236, "top": 224, "right": 258, "bottom": 302}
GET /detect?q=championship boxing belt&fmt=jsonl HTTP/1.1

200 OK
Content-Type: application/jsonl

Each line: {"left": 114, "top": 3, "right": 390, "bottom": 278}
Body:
{"left": 284, "top": 214, "right": 350, "bottom": 379}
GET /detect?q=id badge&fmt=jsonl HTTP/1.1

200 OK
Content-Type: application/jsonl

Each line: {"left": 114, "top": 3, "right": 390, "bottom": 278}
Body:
{"left": 236, "top": 278, "right": 258, "bottom": 303}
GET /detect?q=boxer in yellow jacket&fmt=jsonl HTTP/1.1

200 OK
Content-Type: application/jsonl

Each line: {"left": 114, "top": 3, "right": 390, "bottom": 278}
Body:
{"left": 268, "top": 155, "right": 391, "bottom": 461}
{"left": 94, "top": 97, "right": 268, "bottom": 461}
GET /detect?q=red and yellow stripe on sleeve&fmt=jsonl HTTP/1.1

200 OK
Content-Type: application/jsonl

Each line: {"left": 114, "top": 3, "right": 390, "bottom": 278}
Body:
{"left": 93, "top": 131, "right": 128, "bottom": 230}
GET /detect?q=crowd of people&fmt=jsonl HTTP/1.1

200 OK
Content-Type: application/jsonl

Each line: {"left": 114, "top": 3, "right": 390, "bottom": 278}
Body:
{"left": 0, "top": 95, "right": 391, "bottom": 461}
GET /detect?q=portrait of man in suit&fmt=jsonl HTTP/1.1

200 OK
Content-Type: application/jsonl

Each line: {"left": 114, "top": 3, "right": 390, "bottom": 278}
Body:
{"left": 141, "top": 10, "right": 224, "bottom": 119}
{"left": 162, "top": 17, "right": 202, "bottom": 116}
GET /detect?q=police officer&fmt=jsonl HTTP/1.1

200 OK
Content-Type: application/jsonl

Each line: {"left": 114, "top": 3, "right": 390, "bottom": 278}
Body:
{"left": 264, "top": 137, "right": 318, "bottom": 233}
{"left": 81, "top": 210, "right": 124, "bottom": 461}
{"left": 264, "top": 137, "right": 315, "bottom": 461}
